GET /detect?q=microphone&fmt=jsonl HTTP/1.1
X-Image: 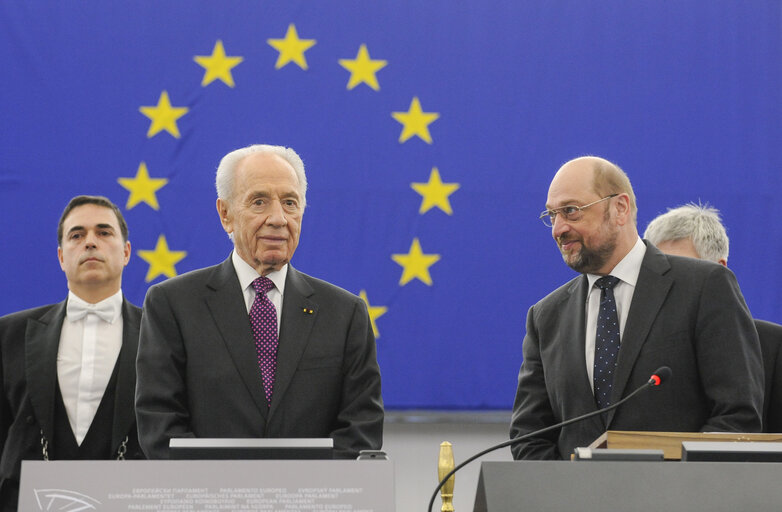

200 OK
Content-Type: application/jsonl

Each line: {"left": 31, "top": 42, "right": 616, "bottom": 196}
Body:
{"left": 650, "top": 366, "right": 671, "bottom": 387}
{"left": 426, "top": 366, "right": 672, "bottom": 512}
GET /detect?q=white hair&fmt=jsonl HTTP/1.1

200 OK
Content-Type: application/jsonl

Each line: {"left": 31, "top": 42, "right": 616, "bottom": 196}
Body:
{"left": 643, "top": 202, "right": 729, "bottom": 263}
{"left": 215, "top": 144, "right": 307, "bottom": 208}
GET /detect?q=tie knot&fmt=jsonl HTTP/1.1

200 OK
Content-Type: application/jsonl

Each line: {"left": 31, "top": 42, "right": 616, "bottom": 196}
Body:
{"left": 252, "top": 276, "right": 275, "bottom": 295}
{"left": 595, "top": 275, "right": 620, "bottom": 290}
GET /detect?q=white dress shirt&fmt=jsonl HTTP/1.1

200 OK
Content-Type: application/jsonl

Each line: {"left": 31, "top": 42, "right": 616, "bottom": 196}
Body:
{"left": 584, "top": 238, "right": 646, "bottom": 390}
{"left": 58, "top": 290, "right": 123, "bottom": 445}
{"left": 231, "top": 250, "right": 286, "bottom": 334}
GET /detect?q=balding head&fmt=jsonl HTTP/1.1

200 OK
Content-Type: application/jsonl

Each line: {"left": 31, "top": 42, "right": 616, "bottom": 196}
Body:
{"left": 552, "top": 156, "right": 637, "bottom": 225}
{"left": 546, "top": 156, "right": 639, "bottom": 275}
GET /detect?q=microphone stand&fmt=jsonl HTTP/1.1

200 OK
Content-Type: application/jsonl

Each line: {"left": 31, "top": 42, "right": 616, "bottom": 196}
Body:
{"left": 426, "top": 374, "right": 663, "bottom": 512}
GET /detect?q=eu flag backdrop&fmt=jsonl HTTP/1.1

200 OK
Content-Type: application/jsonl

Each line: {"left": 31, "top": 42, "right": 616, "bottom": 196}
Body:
{"left": 1, "top": 1, "right": 780, "bottom": 409}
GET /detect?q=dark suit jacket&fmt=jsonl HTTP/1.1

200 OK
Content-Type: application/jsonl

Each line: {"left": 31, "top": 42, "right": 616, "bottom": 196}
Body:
{"left": 756, "top": 319, "right": 782, "bottom": 432}
{"left": 510, "top": 241, "right": 764, "bottom": 460}
{"left": 135, "top": 259, "right": 384, "bottom": 459}
{"left": 0, "top": 298, "right": 143, "bottom": 508}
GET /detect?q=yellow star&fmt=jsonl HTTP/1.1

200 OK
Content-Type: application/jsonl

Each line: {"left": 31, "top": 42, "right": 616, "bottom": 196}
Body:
{"left": 267, "top": 24, "right": 316, "bottom": 70}
{"left": 359, "top": 290, "right": 388, "bottom": 339}
{"left": 194, "top": 39, "right": 244, "bottom": 87}
{"left": 411, "top": 167, "right": 460, "bottom": 215}
{"left": 391, "top": 97, "right": 440, "bottom": 144}
{"left": 117, "top": 162, "right": 168, "bottom": 210}
{"left": 137, "top": 234, "right": 187, "bottom": 282}
{"left": 391, "top": 238, "right": 441, "bottom": 286}
{"left": 338, "top": 44, "right": 387, "bottom": 91}
{"left": 139, "top": 91, "right": 189, "bottom": 138}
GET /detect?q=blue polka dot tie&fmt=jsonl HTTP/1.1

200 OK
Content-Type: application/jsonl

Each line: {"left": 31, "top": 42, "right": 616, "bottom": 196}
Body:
{"left": 250, "top": 277, "right": 278, "bottom": 407}
{"left": 594, "top": 276, "right": 621, "bottom": 409}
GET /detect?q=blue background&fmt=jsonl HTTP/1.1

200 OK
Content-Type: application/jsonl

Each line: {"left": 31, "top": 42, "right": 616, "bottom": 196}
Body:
{"left": 1, "top": 1, "right": 780, "bottom": 409}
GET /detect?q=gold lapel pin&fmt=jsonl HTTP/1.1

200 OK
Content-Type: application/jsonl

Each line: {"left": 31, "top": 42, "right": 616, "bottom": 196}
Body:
{"left": 302, "top": 308, "right": 314, "bottom": 314}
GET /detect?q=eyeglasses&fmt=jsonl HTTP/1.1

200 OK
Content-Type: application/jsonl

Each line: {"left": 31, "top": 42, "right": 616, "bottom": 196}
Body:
{"left": 539, "top": 194, "right": 618, "bottom": 227}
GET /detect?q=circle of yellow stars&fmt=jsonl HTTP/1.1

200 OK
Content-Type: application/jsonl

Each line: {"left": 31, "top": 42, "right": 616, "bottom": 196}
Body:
{"left": 121, "top": 24, "right": 460, "bottom": 338}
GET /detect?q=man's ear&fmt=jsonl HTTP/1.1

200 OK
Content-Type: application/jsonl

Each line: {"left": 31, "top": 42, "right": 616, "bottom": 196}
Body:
{"left": 216, "top": 198, "right": 232, "bottom": 234}
{"left": 123, "top": 241, "right": 131, "bottom": 266}
{"left": 613, "top": 193, "right": 631, "bottom": 225}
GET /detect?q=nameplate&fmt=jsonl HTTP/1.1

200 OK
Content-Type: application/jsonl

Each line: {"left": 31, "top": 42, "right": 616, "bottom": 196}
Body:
{"left": 19, "top": 459, "right": 394, "bottom": 511}
{"left": 169, "top": 437, "right": 334, "bottom": 459}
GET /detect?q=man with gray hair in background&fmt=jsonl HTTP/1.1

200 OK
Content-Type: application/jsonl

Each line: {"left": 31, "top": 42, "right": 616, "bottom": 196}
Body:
{"left": 135, "top": 144, "right": 384, "bottom": 459}
{"left": 645, "top": 202, "right": 782, "bottom": 432}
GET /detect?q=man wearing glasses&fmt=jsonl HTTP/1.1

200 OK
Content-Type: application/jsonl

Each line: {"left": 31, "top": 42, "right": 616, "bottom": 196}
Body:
{"left": 509, "top": 156, "right": 763, "bottom": 460}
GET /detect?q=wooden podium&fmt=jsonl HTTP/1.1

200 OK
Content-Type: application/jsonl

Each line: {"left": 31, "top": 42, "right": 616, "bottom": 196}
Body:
{"left": 588, "top": 430, "right": 782, "bottom": 460}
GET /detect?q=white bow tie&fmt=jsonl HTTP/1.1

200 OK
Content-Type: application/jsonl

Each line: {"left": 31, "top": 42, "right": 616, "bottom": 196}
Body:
{"left": 66, "top": 299, "right": 116, "bottom": 323}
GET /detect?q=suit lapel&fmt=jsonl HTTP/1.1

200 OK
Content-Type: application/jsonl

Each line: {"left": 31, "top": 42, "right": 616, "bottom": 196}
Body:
{"left": 269, "top": 266, "right": 316, "bottom": 418}
{"left": 111, "top": 299, "right": 140, "bottom": 450}
{"left": 205, "top": 258, "right": 270, "bottom": 419}
{"left": 563, "top": 276, "right": 609, "bottom": 432}
{"left": 563, "top": 276, "right": 600, "bottom": 410}
{"left": 606, "top": 243, "right": 672, "bottom": 426}
{"left": 25, "top": 301, "right": 67, "bottom": 446}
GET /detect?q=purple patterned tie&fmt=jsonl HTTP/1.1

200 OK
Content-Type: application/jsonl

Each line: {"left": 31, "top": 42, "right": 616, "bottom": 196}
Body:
{"left": 250, "top": 276, "right": 278, "bottom": 406}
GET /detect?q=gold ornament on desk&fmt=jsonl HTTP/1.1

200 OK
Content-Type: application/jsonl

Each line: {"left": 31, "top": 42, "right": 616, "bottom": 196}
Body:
{"left": 438, "top": 441, "right": 455, "bottom": 512}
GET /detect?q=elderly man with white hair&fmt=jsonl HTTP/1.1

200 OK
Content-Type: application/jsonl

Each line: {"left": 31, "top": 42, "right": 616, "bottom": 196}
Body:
{"left": 135, "top": 144, "right": 384, "bottom": 460}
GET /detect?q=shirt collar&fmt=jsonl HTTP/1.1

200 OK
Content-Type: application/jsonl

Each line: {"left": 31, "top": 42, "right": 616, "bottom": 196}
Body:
{"left": 231, "top": 250, "right": 288, "bottom": 295}
{"left": 586, "top": 237, "right": 646, "bottom": 288}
